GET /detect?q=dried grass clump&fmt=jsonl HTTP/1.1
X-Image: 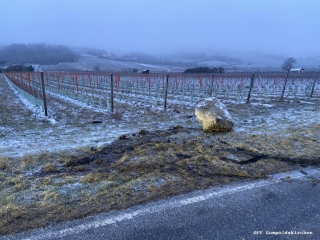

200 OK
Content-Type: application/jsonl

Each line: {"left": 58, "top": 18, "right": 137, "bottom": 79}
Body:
{"left": 81, "top": 172, "right": 109, "bottom": 184}
{"left": 19, "top": 154, "right": 34, "bottom": 170}
{"left": 94, "top": 159, "right": 103, "bottom": 164}
{"left": 41, "top": 163, "right": 58, "bottom": 173}
{"left": 13, "top": 180, "right": 30, "bottom": 191}
{"left": 41, "top": 190, "right": 60, "bottom": 202}
{"left": 0, "top": 203, "right": 28, "bottom": 227}
{"left": 0, "top": 157, "right": 8, "bottom": 170}
{"left": 154, "top": 142, "right": 167, "bottom": 151}
{"left": 0, "top": 172, "right": 5, "bottom": 181}
{"left": 71, "top": 165, "right": 86, "bottom": 172}
{"left": 98, "top": 181, "right": 118, "bottom": 193}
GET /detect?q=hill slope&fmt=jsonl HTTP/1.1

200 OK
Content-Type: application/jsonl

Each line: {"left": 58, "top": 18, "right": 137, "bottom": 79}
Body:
{"left": 0, "top": 43, "right": 79, "bottom": 64}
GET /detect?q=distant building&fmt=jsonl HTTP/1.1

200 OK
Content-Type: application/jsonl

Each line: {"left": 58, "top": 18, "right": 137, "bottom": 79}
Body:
{"left": 290, "top": 68, "right": 305, "bottom": 73}
{"left": 142, "top": 69, "right": 150, "bottom": 74}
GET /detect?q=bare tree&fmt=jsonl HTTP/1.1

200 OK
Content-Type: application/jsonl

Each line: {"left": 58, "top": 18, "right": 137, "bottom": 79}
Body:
{"left": 94, "top": 65, "right": 100, "bottom": 72}
{"left": 281, "top": 57, "right": 296, "bottom": 72}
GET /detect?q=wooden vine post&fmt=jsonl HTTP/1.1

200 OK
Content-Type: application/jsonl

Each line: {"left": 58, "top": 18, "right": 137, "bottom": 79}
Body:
{"left": 164, "top": 73, "right": 169, "bottom": 110}
{"left": 246, "top": 72, "right": 255, "bottom": 104}
{"left": 110, "top": 73, "right": 114, "bottom": 113}
{"left": 210, "top": 73, "right": 215, "bottom": 97}
{"left": 280, "top": 71, "right": 289, "bottom": 101}
{"left": 40, "top": 72, "right": 48, "bottom": 116}
{"left": 310, "top": 71, "right": 319, "bottom": 98}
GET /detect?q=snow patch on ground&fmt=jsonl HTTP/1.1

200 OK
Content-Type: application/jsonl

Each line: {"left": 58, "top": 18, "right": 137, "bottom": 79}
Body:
{"left": 1, "top": 77, "right": 200, "bottom": 157}
{"left": 1, "top": 74, "right": 320, "bottom": 158}
{"left": 4, "top": 75, "right": 57, "bottom": 124}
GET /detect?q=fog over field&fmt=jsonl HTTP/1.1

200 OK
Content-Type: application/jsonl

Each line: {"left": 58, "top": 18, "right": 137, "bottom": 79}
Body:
{"left": 0, "top": 0, "right": 320, "bottom": 67}
{"left": 1, "top": 1, "right": 320, "bottom": 237}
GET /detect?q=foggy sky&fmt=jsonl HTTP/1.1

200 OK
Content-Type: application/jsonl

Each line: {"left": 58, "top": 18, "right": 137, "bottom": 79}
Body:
{"left": 1, "top": 0, "right": 319, "bottom": 57}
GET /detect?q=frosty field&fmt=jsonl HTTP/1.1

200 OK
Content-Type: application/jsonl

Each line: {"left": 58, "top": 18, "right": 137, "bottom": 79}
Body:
{"left": 1, "top": 72, "right": 320, "bottom": 235}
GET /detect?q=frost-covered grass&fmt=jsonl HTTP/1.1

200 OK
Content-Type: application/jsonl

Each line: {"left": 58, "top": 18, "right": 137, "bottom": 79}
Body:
{"left": 1, "top": 73, "right": 320, "bottom": 235}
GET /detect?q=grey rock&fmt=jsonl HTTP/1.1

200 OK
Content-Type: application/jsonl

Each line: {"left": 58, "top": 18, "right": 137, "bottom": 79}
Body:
{"left": 195, "top": 97, "right": 234, "bottom": 132}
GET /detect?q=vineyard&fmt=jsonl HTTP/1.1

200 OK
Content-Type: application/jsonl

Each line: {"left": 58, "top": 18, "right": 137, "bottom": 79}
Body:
{"left": 4, "top": 71, "right": 320, "bottom": 115}
{"left": 1, "top": 71, "right": 320, "bottom": 236}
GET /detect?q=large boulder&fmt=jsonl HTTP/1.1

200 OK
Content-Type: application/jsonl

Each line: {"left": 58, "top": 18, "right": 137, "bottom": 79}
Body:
{"left": 195, "top": 97, "right": 234, "bottom": 132}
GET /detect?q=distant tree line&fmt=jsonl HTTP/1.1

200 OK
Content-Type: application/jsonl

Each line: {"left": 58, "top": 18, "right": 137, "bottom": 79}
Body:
{"left": 4, "top": 64, "right": 34, "bottom": 72}
{"left": 0, "top": 43, "right": 79, "bottom": 65}
{"left": 184, "top": 66, "right": 225, "bottom": 74}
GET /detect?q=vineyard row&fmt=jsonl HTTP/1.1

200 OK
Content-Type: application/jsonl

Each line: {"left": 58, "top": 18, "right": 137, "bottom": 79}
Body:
{"left": 4, "top": 71, "right": 319, "bottom": 116}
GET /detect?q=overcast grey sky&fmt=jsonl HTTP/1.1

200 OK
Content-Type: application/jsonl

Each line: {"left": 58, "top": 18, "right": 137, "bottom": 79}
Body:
{"left": 0, "top": 0, "right": 319, "bottom": 56}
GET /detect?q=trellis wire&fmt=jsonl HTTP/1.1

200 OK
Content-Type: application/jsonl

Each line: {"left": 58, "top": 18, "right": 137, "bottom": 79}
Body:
{"left": 4, "top": 71, "right": 319, "bottom": 115}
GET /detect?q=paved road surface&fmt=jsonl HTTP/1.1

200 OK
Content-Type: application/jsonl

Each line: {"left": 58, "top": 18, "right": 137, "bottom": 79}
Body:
{"left": 3, "top": 167, "right": 320, "bottom": 240}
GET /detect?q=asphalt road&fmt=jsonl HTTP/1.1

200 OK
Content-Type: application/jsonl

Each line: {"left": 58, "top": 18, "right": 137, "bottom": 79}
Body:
{"left": 3, "top": 167, "right": 320, "bottom": 240}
